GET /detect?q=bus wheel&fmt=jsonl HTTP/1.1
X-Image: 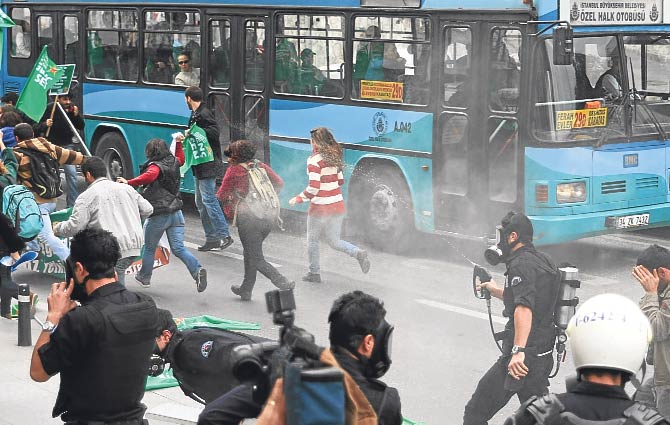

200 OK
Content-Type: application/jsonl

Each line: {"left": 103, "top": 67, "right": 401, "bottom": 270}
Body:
{"left": 356, "top": 167, "right": 413, "bottom": 251}
{"left": 95, "top": 132, "right": 132, "bottom": 179}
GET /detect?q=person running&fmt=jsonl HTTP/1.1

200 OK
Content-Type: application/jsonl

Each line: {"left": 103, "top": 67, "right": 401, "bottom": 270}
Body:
{"left": 117, "top": 138, "right": 207, "bottom": 292}
{"left": 288, "top": 127, "right": 370, "bottom": 283}
{"left": 216, "top": 140, "right": 294, "bottom": 301}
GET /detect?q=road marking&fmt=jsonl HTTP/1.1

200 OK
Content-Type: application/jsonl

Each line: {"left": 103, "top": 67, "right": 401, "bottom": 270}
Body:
{"left": 416, "top": 299, "right": 507, "bottom": 324}
{"left": 183, "top": 241, "right": 282, "bottom": 268}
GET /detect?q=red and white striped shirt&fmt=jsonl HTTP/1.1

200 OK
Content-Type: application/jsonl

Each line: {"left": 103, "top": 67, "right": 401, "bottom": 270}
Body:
{"left": 295, "top": 153, "right": 346, "bottom": 216}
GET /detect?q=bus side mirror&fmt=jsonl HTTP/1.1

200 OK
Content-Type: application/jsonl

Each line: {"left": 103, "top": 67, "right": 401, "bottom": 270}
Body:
{"left": 553, "top": 26, "right": 573, "bottom": 65}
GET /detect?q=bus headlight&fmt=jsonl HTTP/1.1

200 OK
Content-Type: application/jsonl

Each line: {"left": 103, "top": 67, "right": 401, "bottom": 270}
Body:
{"left": 556, "top": 181, "right": 586, "bottom": 204}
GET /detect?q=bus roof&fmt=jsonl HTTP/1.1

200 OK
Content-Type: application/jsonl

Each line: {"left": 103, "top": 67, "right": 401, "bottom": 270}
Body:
{"left": 1, "top": 0, "right": 532, "bottom": 10}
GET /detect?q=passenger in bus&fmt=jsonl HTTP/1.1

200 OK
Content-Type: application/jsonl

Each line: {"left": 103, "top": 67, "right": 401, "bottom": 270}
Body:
{"left": 175, "top": 53, "right": 200, "bottom": 86}
{"left": 296, "top": 48, "right": 326, "bottom": 95}
{"left": 274, "top": 38, "right": 298, "bottom": 93}
{"left": 245, "top": 29, "right": 264, "bottom": 90}
{"left": 574, "top": 53, "right": 595, "bottom": 100}
{"left": 210, "top": 42, "right": 231, "bottom": 86}
{"left": 595, "top": 54, "right": 623, "bottom": 102}
{"left": 353, "top": 25, "right": 385, "bottom": 89}
{"left": 12, "top": 20, "right": 30, "bottom": 58}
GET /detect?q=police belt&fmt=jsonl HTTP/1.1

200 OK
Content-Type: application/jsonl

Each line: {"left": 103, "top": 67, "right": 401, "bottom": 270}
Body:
{"left": 65, "top": 419, "right": 147, "bottom": 425}
{"left": 494, "top": 330, "right": 553, "bottom": 357}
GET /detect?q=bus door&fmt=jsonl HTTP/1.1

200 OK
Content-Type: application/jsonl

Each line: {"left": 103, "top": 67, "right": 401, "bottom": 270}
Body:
{"left": 34, "top": 10, "right": 83, "bottom": 102}
{"left": 434, "top": 21, "right": 522, "bottom": 236}
{"left": 206, "top": 15, "right": 269, "bottom": 161}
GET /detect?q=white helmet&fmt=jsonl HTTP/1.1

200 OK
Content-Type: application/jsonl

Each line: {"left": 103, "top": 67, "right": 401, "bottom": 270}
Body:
{"left": 566, "top": 293, "right": 652, "bottom": 375}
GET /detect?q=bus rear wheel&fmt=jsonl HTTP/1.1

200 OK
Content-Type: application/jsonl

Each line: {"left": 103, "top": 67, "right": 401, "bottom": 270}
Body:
{"left": 353, "top": 167, "right": 413, "bottom": 252}
{"left": 95, "top": 132, "right": 132, "bottom": 180}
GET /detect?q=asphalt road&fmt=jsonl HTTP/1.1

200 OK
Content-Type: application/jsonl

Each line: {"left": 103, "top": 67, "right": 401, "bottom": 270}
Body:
{"left": 18, "top": 201, "right": 670, "bottom": 424}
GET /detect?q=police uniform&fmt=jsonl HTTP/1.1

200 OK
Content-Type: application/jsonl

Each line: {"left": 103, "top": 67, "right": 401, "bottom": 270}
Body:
{"left": 38, "top": 282, "right": 157, "bottom": 424}
{"left": 505, "top": 380, "right": 670, "bottom": 424}
{"left": 463, "top": 244, "right": 560, "bottom": 425}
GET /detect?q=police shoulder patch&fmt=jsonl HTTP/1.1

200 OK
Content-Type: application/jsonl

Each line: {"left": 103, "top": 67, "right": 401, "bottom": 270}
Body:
{"left": 510, "top": 276, "right": 523, "bottom": 287}
{"left": 201, "top": 340, "right": 214, "bottom": 358}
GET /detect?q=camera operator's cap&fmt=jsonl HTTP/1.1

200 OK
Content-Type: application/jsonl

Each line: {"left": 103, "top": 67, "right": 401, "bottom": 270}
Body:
{"left": 567, "top": 293, "right": 651, "bottom": 376}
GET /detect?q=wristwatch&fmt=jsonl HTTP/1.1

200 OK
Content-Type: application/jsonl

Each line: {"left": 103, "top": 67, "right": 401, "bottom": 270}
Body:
{"left": 511, "top": 345, "right": 526, "bottom": 355}
{"left": 42, "top": 320, "right": 57, "bottom": 334}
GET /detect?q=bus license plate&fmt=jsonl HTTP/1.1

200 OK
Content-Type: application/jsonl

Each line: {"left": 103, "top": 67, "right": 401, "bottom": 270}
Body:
{"left": 613, "top": 213, "right": 650, "bottom": 229}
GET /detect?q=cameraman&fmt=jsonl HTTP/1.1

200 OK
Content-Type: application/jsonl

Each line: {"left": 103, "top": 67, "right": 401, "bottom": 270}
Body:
{"left": 463, "top": 212, "right": 560, "bottom": 425}
{"left": 198, "top": 290, "right": 402, "bottom": 424}
{"left": 30, "top": 228, "right": 158, "bottom": 424}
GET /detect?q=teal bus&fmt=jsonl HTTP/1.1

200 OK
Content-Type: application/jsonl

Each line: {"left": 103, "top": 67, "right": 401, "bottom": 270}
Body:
{"left": 2, "top": 0, "right": 670, "bottom": 247}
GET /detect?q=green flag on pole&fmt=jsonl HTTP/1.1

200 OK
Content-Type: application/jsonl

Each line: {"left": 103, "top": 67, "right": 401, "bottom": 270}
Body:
{"left": 180, "top": 123, "right": 215, "bottom": 176}
{"left": 16, "top": 46, "right": 64, "bottom": 122}
{"left": 0, "top": 10, "right": 15, "bottom": 71}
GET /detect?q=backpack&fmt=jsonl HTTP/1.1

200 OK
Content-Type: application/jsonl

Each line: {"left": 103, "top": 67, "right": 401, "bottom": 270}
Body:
{"left": 166, "top": 327, "right": 272, "bottom": 404}
{"left": 235, "top": 160, "right": 281, "bottom": 225}
{"left": 2, "top": 184, "right": 43, "bottom": 241}
{"left": 14, "top": 147, "right": 63, "bottom": 199}
{"left": 504, "top": 393, "right": 669, "bottom": 425}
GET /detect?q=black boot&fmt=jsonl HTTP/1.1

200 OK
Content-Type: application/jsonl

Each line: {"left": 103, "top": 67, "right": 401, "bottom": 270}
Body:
{"left": 231, "top": 283, "right": 253, "bottom": 301}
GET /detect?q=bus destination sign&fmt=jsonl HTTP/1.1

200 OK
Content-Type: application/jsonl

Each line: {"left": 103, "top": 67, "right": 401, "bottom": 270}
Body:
{"left": 560, "top": 0, "right": 667, "bottom": 25}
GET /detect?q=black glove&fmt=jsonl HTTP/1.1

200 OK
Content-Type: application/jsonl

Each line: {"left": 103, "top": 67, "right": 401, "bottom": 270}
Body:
{"left": 282, "top": 326, "right": 324, "bottom": 360}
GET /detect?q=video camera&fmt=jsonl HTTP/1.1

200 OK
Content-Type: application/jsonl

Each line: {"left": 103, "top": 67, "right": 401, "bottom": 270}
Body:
{"left": 230, "top": 289, "right": 328, "bottom": 400}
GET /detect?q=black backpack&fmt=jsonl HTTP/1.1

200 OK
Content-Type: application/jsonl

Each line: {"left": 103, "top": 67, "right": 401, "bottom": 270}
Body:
{"left": 14, "top": 147, "right": 63, "bottom": 199}
{"left": 166, "top": 327, "right": 272, "bottom": 404}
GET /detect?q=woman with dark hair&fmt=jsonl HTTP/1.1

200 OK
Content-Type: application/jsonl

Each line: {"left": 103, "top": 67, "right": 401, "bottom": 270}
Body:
{"left": 289, "top": 127, "right": 370, "bottom": 283}
{"left": 217, "top": 140, "right": 294, "bottom": 301}
{"left": 117, "top": 138, "right": 207, "bottom": 292}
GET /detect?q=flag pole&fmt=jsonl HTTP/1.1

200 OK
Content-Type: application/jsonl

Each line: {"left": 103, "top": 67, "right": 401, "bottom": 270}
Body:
{"left": 55, "top": 102, "right": 90, "bottom": 156}
{"left": 45, "top": 95, "right": 59, "bottom": 138}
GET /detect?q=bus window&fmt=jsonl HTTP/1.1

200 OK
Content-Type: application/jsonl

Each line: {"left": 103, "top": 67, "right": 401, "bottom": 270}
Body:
{"left": 531, "top": 36, "right": 626, "bottom": 143}
{"left": 352, "top": 16, "right": 430, "bottom": 105}
{"left": 209, "top": 20, "right": 231, "bottom": 88}
{"left": 244, "top": 95, "right": 266, "bottom": 157}
{"left": 274, "top": 14, "right": 345, "bottom": 98}
{"left": 624, "top": 35, "right": 670, "bottom": 137}
{"left": 244, "top": 20, "right": 265, "bottom": 91}
{"left": 489, "top": 28, "right": 521, "bottom": 112}
{"left": 488, "top": 116, "right": 517, "bottom": 202}
{"left": 87, "top": 10, "right": 138, "bottom": 81}
{"left": 209, "top": 93, "right": 231, "bottom": 150}
{"left": 144, "top": 11, "right": 200, "bottom": 85}
{"left": 443, "top": 27, "right": 471, "bottom": 107}
{"left": 10, "top": 8, "right": 30, "bottom": 59}
{"left": 440, "top": 112, "right": 469, "bottom": 195}
{"left": 63, "top": 16, "right": 80, "bottom": 77}
{"left": 37, "top": 16, "right": 55, "bottom": 59}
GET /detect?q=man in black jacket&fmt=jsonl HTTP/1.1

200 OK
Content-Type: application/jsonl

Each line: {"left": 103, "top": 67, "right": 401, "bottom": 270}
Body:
{"left": 36, "top": 93, "right": 85, "bottom": 207}
{"left": 180, "top": 86, "right": 232, "bottom": 252}
{"left": 30, "top": 228, "right": 158, "bottom": 424}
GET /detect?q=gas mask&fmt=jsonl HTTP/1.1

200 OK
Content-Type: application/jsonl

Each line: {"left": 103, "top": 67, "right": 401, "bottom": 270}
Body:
{"left": 64, "top": 256, "right": 90, "bottom": 303}
{"left": 364, "top": 319, "right": 394, "bottom": 379}
{"left": 484, "top": 225, "right": 511, "bottom": 266}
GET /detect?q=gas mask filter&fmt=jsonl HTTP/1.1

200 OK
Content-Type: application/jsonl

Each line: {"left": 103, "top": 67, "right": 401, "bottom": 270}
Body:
{"left": 485, "top": 225, "right": 509, "bottom": 266}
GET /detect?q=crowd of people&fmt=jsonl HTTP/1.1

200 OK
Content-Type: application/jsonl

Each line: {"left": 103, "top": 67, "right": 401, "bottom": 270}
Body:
{"left": 0, "top": 83, "right": 668, "bottom": 424}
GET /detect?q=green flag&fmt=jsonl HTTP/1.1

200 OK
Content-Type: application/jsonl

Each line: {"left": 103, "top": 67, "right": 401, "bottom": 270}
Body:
{"left": 0, "top": 11, "right": 15, "bottom": 71}
{"left": 16, "top": 46, "right": 64, "bottom": 122}
{"left": 180, "top": 123, "right": 215, "bottom": 176}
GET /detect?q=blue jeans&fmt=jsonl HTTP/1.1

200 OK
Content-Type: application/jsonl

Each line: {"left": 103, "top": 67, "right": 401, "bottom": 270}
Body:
{"left": 307, "top": 214, "right": 359, "bottom": 274}
{"left": 137, "top": 210, "right": 201, "bottom": 282}
{"left": 114, "top": 256, "right": 136, "bottom": 286}
{"left": 36, "top": 202, "right": 70, "bottom": 261}
{"left": 195, "top": 177, "right": 230, "bottom": 242}
{"left": 62, "top": 144, "right": 79, "bottom": 208}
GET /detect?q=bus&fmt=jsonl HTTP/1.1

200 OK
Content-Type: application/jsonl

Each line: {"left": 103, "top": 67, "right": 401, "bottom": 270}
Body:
{"left": 2, "top": 0, "right": 669, "bottom": 248}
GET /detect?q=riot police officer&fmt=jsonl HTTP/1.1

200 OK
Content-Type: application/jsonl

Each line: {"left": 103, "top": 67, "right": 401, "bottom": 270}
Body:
{"left": 505, "top": 293, "right": 669, "bottom": 424}
{"left": 463, "top": 211, "right": 560, "bottom": 425}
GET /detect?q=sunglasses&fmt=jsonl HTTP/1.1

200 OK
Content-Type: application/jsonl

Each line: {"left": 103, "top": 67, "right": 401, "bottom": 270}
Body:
{"left": 178, "top": 60, "right": 189, "bottom": 65}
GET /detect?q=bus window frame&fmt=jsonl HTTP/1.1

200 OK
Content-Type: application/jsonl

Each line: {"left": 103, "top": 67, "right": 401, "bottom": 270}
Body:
{"left": 441, "top": 24, "right": 472, "bottom": 111}
{"left": 487, "top": 25, "right": 523, "bottom": 116}
{"left": 350, "top": 13, "right": 431, "bottom": 107}
{"left": 85, "top": 7, "right": 140, "bottom": 83}
{"left": 141, "top": 8, "right": 201, "bottom": 87}
{"left": 272, "top": 12, "right": 346, "bottom": 99}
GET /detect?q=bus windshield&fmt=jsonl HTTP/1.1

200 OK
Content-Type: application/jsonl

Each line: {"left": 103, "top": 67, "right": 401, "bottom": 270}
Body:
{"left": 531, "top": 34, "right": 670, "bottom": 144}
